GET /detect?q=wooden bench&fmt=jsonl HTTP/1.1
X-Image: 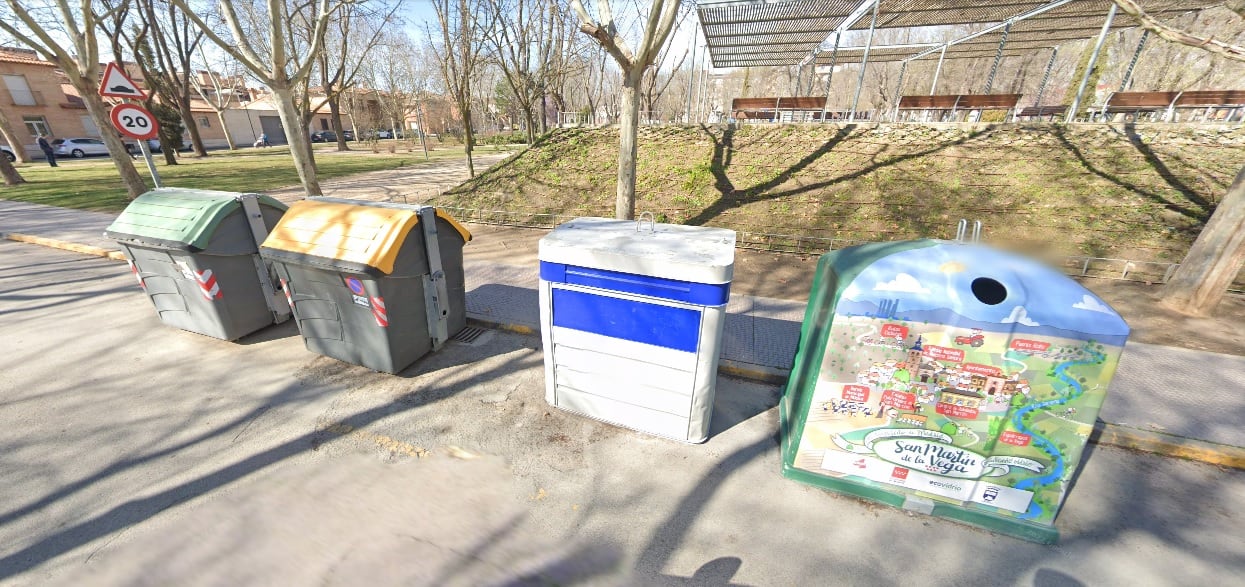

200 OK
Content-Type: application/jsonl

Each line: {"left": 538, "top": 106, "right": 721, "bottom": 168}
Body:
{"left": 1096, "top": 90, "right": 1245, "bottom": 122}
{"left": 731, "top": 97, "right": 830, "bottom": 123}
{"left": 894, "top": 94, "right": 1021, "bottom": 122}
{"left": 1015, "top": 105, "right": 1069, "bottom": 121}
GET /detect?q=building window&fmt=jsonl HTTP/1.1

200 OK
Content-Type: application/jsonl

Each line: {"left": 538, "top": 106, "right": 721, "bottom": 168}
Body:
{"left": 320, "top": 118, "right": 329, "bottom": 130}
{"left": 23, "top": 116, "right": 51, "bottom": 137}
{"left": 198, "top": 116, "right": 210, "bottom": 128}
{"left": 2, "top": 74, "right": 37, "bottom": 106}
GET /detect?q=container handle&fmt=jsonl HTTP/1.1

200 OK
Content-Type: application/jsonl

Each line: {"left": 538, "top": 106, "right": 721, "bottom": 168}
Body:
{"left": 636, "top": 211, "right": 656, "bottom": 233}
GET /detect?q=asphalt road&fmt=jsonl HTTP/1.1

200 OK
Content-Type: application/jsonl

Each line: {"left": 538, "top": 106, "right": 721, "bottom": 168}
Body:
{"left": 1, "top": 240, "right": 1243, "bottom": 586}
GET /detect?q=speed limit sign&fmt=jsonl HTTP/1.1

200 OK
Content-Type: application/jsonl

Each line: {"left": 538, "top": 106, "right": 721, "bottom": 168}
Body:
{"left": 110, "top": 103, "right": 159, "bottom": 140}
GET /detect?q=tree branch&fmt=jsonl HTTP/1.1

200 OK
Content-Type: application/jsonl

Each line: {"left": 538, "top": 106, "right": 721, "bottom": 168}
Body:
{"left": 1112, "top": 0, "right": 1245, "bottom": 62}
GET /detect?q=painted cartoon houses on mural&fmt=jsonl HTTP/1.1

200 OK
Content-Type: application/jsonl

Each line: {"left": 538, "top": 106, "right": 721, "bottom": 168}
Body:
{"left": 790, "top": 240, "right": 1130, "bottom": 526}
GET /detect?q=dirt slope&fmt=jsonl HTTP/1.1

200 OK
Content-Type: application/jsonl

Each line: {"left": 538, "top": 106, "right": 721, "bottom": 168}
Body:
{"left": 433, "top": 123, "right": 1244, "bottom": 279}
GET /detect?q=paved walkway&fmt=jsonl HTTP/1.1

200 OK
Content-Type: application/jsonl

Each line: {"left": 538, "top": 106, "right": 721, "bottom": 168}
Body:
{"left": 265, "top": 152, "right": 513, "bottom": 204}
{"left": 2, "top": 193, "right": 1243, "bottom": 458}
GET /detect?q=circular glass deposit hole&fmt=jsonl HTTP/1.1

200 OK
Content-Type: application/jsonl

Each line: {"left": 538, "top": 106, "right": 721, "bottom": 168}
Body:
{"left": 971, "top": 277, "right": 1008, "bottom": 305}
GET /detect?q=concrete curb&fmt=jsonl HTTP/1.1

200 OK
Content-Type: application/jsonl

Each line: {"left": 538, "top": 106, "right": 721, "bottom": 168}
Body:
{"left": 1090, "top": 423, "right": 1245, "bottom": 470}
{"left": 1, "top": 232, "right": 126, "bottom": 261}
{"left": 7, "top": 233, "right": 1244, "bottom": 471}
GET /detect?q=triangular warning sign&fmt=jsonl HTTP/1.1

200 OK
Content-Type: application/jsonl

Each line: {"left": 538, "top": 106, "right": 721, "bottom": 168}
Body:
{"left": 98, "top": 62, "right": 147, "bottom": 100}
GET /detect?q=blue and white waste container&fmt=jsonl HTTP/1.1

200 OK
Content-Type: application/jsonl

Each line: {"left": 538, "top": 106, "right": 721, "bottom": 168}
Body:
{"left": 538, "top": 216, "right": 736, "bottom": 443}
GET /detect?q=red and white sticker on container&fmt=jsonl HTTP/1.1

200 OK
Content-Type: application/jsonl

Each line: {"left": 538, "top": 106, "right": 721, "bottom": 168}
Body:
{"left": 126, "top": 260, "right": 145, "bottom": 290}
{"left": 370, "top": 296, "right": 388, "bottom": 327}
{"left": 178, "top": 261, "right": 221, "bottom": 300}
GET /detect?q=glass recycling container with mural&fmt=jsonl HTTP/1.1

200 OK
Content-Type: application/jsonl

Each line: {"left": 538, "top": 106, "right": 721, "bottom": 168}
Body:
{"left": 780, "top": 239, "right": 1129, "bottom": 543}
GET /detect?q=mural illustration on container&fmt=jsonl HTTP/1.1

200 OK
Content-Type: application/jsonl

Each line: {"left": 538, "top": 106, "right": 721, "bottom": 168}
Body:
{"left": 780, "top": 240, "right": 1130, "bottom": 543}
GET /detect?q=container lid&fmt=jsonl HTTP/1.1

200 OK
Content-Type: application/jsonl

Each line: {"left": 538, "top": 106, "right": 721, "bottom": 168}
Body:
{"left": 539, "top": 217, "right": 736, "bottom": 283}
{"left": 260, "top": 200, "right": 471, "bottom": 275}
{"left": 105, "top": 188, "right": 287, "bottom": 251}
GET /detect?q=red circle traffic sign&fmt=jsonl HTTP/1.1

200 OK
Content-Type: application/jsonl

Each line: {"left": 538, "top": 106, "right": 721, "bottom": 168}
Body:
{"left": 110, "top": 103, "right": 159, "bottom": 140}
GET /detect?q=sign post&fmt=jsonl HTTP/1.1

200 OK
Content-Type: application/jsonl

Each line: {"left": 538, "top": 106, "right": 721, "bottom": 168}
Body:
{"left": 99, "top": 63, "right": 162, "bottom": 188}
{"left": 110, "top": 102, "right": 162, "bottom": 188}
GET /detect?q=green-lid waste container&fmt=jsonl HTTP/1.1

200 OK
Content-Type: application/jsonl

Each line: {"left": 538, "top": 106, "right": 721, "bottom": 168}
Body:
{"left": 259, "top": 198, "right": 472, "bottom": 374}
{"left": 780, "top": 239, "right": 1130, "bottom": 544}
{"left": 106, "top": 188, "right": 291, "bottom": 341}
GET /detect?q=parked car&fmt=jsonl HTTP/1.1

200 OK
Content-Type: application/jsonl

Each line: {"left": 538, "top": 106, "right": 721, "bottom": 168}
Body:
{"left": 52, "top": 137, "right": 110, "bottom": 158}
{"left": 311, "top": 131, "right": 338, "bottom": 143}
{"left": 341, "top": 130, "right": 355, "bottom": 141}
{"left": 1, "top": 145, "right": 15, "bottom": 162}
{"left": 144, "top": 138, "right": 192, "bottom": 153}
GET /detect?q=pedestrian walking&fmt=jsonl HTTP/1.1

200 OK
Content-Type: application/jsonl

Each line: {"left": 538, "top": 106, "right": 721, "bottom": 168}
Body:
{"left": 37, "top": 135, "right": 56, "bottom": 167}
{"left": 254, "top": 132, "right": 270, "bottom": 148}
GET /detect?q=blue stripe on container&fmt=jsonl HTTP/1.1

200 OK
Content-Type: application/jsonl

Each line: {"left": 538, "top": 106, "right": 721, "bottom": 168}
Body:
{"left": 551, "top": 287, "right": 701, "bottom": 353}
{"left": 540, "top": 261, "right": 729, "bottom": 306}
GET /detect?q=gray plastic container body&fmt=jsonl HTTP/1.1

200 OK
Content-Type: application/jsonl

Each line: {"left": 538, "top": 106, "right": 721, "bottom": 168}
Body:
{"left": 118, "top": 204, "right": 286, "bottom": 341}
{"left": 268, "top": 215, "right": 467, "bottom": 374}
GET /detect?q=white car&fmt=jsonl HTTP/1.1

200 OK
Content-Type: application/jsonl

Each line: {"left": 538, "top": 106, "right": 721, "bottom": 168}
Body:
{"left": 0, "top": 145, "right": 14, "bottom": 162}
{"left": 52, "top": 137, "right": 110, "bottom": 158}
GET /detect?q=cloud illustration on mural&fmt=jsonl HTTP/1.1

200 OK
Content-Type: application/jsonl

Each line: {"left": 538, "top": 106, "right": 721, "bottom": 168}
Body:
{"left": 1001, "top": 305, "right": 1040, "bottom": 326}
{"left": 873, "top": 273, "right": 930, "bottom": 294}
{"left": 1072, "top": 295, "right": 1114, "bottom": 314}
{"left": 843, "top": 282, "right": 862, "bottom": 300}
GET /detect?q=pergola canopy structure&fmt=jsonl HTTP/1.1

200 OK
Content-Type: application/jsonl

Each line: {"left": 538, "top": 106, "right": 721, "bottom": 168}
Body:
{"left": 699, "top": 0, "right": 1220, "bottom": 68}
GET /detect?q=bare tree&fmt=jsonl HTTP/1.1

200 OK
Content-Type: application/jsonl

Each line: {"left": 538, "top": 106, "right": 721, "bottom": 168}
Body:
{"left": 429, "top": 0, "right": 490, "bottom": 177}
{"left": 569, "top": 0, "right": 681, "bottom": 219}
{"left": 190, "top": 55, "right": 245, "bottom": 150}
{"left": 134, "top": 0, "right": 208, "bottom": 156}
{"left": 482, "top": 0, "right": 556, "bottom": 143}
{"left": 308, "top": 0, "right": 401, "bottom": 152}
{"left": 1109, "top": 0, "right": 1245, "bottom": 316}
{"left": 171, "top": 0, "right": 345, "bottom": 196}
{"left": 0, "top": 0, "right": 149, "bottom": 197}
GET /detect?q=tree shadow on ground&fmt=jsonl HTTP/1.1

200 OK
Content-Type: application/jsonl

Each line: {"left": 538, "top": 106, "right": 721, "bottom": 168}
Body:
{"left": 1050, "top": 125, "right": 1211, "bottom": 223}
{"left": 0, "top": 335, "right": 537, "bottom": 580}
{"left": 685, "top": 124, "right": 1001, "bottom": 228}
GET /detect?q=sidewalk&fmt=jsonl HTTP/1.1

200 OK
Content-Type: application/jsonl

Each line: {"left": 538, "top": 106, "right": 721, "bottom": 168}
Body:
{"left": 3, "top": 198, "right": 1243, "bottom": 467}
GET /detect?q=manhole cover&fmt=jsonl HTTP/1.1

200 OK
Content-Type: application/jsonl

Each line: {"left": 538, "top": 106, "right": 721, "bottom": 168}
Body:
{"left": 452, "top": 326, "right": 490, "bottom": 345}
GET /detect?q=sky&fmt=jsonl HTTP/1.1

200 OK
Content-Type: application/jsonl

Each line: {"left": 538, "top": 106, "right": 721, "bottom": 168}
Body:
{"left": 839, "top": 242, "right": 1131, "bottom": 338}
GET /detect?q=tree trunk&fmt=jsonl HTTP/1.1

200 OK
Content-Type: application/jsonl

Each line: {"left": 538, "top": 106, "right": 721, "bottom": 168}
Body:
{"left": 0, "top": 109, "right": 30, "bottom": 163}
{"left": 329, "top": 92, "right": 349, "bottom": 151}
{"left": 1160, "top": 165, "right": 1245, "bottom": 316}
{"left": 180, "top": 98, "right": 208, "bottom": 156}
{"left": 82, "top": 91, "right": 148, "bottom": 198}
{"left": 524, "top": 108, "right": 536, "bottom": 144}
{"left": 615, "top": 68, "right": 643, "bottom": 220}
{"left": 217, "top": 110, "right": 237, "bottom": 150}
{"left": 272, "top": 86, "right": 323, "bottom": 196}
{"left": 160, "top": 134, "right": 177, "bottom": 165}
{"left": 462, "top": 100, "right": 476, "bottom": 178}
{"left": 0, "top": 151, "right": 25, "bottom": 185}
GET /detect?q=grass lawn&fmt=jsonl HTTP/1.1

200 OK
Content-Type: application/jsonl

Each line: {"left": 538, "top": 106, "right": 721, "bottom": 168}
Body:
{"left": 0, "top": 142, "right": 503, "bottom": 213}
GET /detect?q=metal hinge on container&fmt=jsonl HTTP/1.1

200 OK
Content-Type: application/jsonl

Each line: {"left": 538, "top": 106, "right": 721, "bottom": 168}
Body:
{"left": 418, "top": 206, "right": 451, "bottom": 350}
{"left": 239, "top": 194, "right": 292, "bottom": 323}
{"left": 955, "top": 219, "right": 983, "bottom": 244}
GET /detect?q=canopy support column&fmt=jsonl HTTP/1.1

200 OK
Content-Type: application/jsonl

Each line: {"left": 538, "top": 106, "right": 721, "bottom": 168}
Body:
{"left": 930, "top": 44, "right": 947, "bottom": 95}
{"left": 1034, "top": 46, "right": 1058, "bottom": 109}
{"left": 820, "top": 33, "right": 841, "bottom": 122}
{"left": 848, "top": 0, "right": 881, "bottom": 122}
{"left": 982, "top": 22, "right": 1011, "bottom": 94}
{"left": 892, "top": 61, "right": 907, "bottom": 121}
{"left": 1067, "top": 4, "right": 1117, "bottom": 123}
{"left": 1119, "top": 29, "right": 1149, "bottom": 92}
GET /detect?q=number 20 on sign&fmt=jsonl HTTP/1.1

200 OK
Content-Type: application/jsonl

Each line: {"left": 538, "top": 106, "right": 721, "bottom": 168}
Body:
{"left": 110, "top": 103, "right": 159, "bottom": 140}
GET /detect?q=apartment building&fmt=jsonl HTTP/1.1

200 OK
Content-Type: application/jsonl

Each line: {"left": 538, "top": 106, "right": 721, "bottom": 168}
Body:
{"left": 0, "top": 47, "right": 96, "bottom": 158}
